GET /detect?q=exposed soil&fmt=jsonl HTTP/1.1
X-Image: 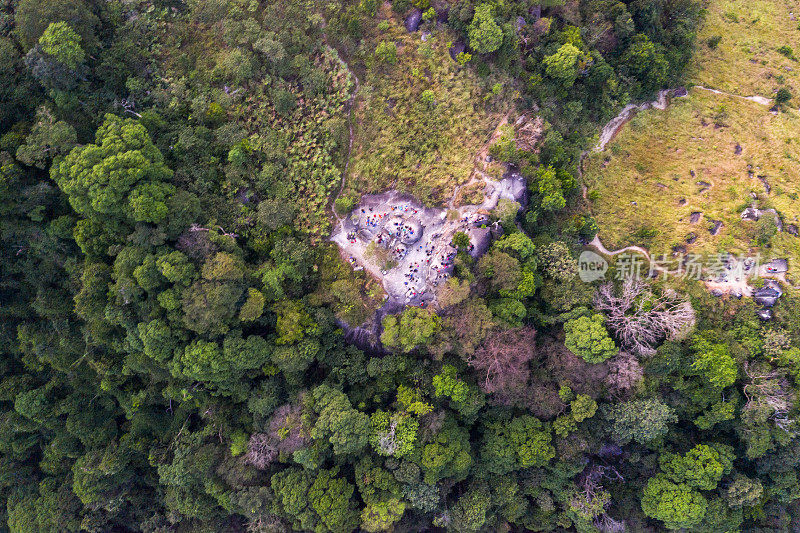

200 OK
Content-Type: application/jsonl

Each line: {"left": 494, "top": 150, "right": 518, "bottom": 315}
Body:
{"left": 331, "top": 116, "right": 529, "bottom": 310}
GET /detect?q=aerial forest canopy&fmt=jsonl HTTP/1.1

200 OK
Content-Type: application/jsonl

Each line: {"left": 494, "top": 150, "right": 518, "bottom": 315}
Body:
{"left": 1, "top": 0, "right": 799, "bottom": 532}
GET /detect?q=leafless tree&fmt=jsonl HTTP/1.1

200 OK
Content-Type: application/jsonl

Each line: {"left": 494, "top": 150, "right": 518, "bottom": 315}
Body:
{"left": 595, "top": 514, "right": 626, "bottom": 533}
{"left": 742, "top": 362, "right": 798, "bottom": 435}
{"left": 267, "top": 403, "right": 309, "bottom": 454}
{"left": 244, "top": 433, "right": 278, "bottom": 470}
{"left": 594, "top": 279, "right": 695, "bottom": 356}
{"left": 569, "top": 465, "right": 623, "bottom": 524}
{"left": 247, "top": 514, "right": 290, "bottom": 533}
{"left": 605, "top": 351, "right": 643, "bottom": 396}
{"left": 543, "top": 338, "right": 609, "bottom": 398}
{"left": 467, "top": 327, "right": 535, "bottom": 396}
{"left": 245, "top": 403, "right": 309, "bottom": 469}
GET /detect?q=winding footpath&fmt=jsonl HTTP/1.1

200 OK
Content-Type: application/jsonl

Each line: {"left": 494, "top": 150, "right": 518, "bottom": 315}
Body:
{"left": 581, "top": 84, "right": 798, "bottom": 293}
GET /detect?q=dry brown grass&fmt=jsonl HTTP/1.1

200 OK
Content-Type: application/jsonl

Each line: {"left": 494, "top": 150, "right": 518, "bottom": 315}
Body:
{"left": 688, "top": 0, "right": 800, "bottom": 99}
{"left": 583, "top": 88, "right": 800, "bottom": 279}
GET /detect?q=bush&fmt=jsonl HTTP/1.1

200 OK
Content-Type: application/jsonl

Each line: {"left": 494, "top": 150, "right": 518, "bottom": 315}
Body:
{"left": 375, "top": 41, "right": 397, "bottom": 64}
{"left": 777, "top": 45, "right": 796, "bottom": 60}
{"left": 334, "top": 196, "right": 356, "bottom": 215}
{"left": 274, "top": 88, "right": 296, "bottom": 116}
{"left": 776, "top": 87, "right": 792, "bottom": 104}
{"left": 707, "top": 35, "right": 722, "bottom": 49}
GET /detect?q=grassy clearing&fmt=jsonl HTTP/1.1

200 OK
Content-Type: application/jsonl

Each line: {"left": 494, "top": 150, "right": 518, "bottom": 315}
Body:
{"left": 689, "top": 0, "right": 800, "bottom": 99}
{"left": 345, "top": 5, "right": 513, "bottom": 207}
{"left": 583, "top": 88, "right": 800, "bottom": 278}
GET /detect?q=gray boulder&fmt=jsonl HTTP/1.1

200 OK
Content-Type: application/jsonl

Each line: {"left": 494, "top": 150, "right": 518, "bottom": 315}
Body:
{"left": 405, "top": 9, "right": 422, "bottom": 32}
{"left": 449, "top": 41, "right": 466, "bottom": 61}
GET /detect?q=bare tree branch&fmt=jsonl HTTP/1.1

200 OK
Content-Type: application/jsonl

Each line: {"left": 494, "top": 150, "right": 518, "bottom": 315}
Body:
{"left": 594, "top": 279, "right": 695, "bottom": 356}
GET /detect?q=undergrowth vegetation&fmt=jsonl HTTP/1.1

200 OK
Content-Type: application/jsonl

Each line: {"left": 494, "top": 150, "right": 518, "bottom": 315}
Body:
{"left": 346, "top": 4, "right": 511, "bottom": 206}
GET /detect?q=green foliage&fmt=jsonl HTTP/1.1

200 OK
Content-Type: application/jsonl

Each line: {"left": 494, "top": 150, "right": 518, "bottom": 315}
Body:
{"left": 641, "top": 475, "right": 708, "bottom": 530}
{"left": 452, "top": 231, "right": 471, "bottom": 251}
{"left": 530, "top": 165, "right": 574, "bottom": 212}
{"left": 659, "top": 443, "right": 734, "bottom": 491}
{"left": 480, "top": 415, "right": 555, "bottom": 474}
{"left": 468, "top": 4, "right": 503, "bottom": 55}
{"left": 419, "top": 417, "right": 472, "bottom": 484}
{"left": 543, "top": 43, "right": 584, "bottom": 88}
{"left": 374, "top": 41, "right": 398, "bottom": 64}
{"left": 776, "top": 87, "right": 792, "bottom": 104}
{"left": 570, "top": 394, "right": 597, "bottom": 423}
{"left": 622, "top": 34, "right": 669, "bottom": 93}
{"left": 239, "top": 288, "right": 266, "bottom": 322}
{"left": 606, "top": 398, "right": 677, "bottom": 444}
{"left": 272, "top": 467, "right": 359, "bottom": 532}
{"left": 370, "top": 410, "right": 419, "bottom": 458}
{"left": 381, "top": 307, "right": 441, "bottom": 353}
{"left": 563, "top": 314, "right": 617, "bottom": 363}
{"left": 310, "top": 385, "right": 370, "bottom": 456}
{"left": 0, "top": 1, "right": 787, "bottom": 531}
{"left": 432, "top": 364, "right": 485, "bottom": 418}
{"left": 14, "top": 0, "right": 99, "bottom": 50}
{"left": 52, "top": 114, "right": 173, "bottom": 225}
{"left": 691, "top": 337, "right": 737, "bottom": 389}
{"left": 15, "top": 106, "right": 77, "bottom": 169}
{"left": 38, "top": 22, "right": 84, "bottom": 69}
{"left": 725, "top": 474, "right": 763, "bottom": 508}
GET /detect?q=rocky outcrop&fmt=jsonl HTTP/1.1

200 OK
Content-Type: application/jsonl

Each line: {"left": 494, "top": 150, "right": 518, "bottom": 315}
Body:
{"left": 405, "top": 9, "right": 422, "bottom": 32}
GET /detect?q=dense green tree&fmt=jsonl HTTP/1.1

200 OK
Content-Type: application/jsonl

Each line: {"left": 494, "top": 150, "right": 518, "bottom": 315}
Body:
{"left": 38, "top": 22, "right": 84, "bottom": 69}
{"left": 432, "top": 364, "right": 485, "bottom": 418}
{"left": 52, "top": 114, "right": 174, "bottom": 224}
{"left": 272, "top": 467, "right": 359, "bottom": 532}
{"left": 418, "top": 417, "right": 472, "bottom": 484}
{"left": 659, "top": 443, "right": 734, "bottom": 491}
{"left": 14, "top": 0, "right": 99, "bottom": 50}
{"left": 480, "top": 415, "right": 555, "bottom": 474}
{"left": 16, "top": 107, "right": 77, "bottom": 169}
{"left": 468, "top": 4, "right": 503, "bottom": 55}
{"left": 691, "top": 336, "right": 737, "bottom": 389}
{"left": 564, "top": 314, "right": 617, "bottom": 363}
{"left": 641, "top": 475, "right": 708, "bottom": 530}
{"left": 381, "top": 307, "right": 441, "bottom": 353}
{"left": 543, "top": 44, "right": 584, "bottom": 88}
{"left": 606, "top": 398, "right": 677, "bottom": 444}
{"left": 310, "top": 385, "right": 369, "bottom": 456}
{"left": 622, "top": 34, "right": 670, "bottom": 93}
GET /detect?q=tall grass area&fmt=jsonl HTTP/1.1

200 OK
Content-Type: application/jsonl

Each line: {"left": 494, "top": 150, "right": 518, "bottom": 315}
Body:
{"left": 689, "top": 0, "right": 800, "bottom": 98}
{"left": 345, "top": 5, "right": 513, "bottom": 207}
{"left": 583, "top": 88, "right": 800, "bottom": 278}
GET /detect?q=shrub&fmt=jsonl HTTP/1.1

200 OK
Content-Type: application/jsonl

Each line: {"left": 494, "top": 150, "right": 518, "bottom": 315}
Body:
{"left": 468, "top": 4, "right": 503, "bottom": 55}
{"left": 375, "top": 41, "right": 397, "bottom": 64}
{"left": 334, "top": 196, "right": 356, "bottom": 215}
{"left": 707, "top": 35, "right": 722, "bottom": 49}
{"left": 274, "top": 88, "right": 296, "bottom": 116}
{"left": 777, "top": 45, "right": 796, "bottom": 60}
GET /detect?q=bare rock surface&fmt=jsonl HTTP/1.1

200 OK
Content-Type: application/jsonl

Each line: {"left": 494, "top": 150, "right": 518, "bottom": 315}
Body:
{"left": 332, "top": 175, "right": 524, "bottom": 308}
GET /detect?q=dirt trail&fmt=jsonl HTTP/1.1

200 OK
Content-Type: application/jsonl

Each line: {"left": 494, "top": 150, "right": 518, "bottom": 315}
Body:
{"left": 693, "top": 85, "right": 773, "bottom": 107}
{"left": 588, "top": 235, "right": 652, "bottom": 260}
{"left": 594, "top": 89, "right": 673, "bottom": 152}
